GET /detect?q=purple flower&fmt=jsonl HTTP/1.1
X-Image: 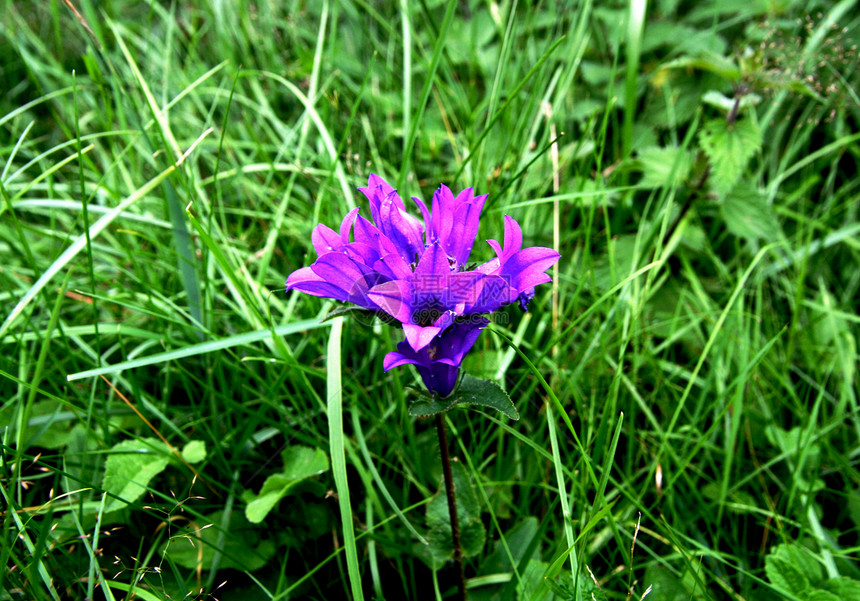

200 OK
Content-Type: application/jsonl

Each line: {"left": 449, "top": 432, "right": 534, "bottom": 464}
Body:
{"left": 285, "top": 174, "right": 560, "bottom": 397}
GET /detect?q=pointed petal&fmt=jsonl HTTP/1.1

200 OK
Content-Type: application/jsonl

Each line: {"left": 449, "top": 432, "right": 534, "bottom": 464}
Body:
{"left": 412, "top": 196, "right": 432, "bottom": 243}
{"left": 367, "top": 280, "right": 413, "bottom": 323}
{"left": 502, "top": 215, "right": 523, "bottom": 257}
{"left": 403, "top": 324, "right": 442, "bottom": 351}
{"left": 311, "top": 223, "right": 342, "bottom": 256}
{"left": 285, "top": 266, "right": 350, "bottom": 302}
{"left": 339, "top": 207, "right": 360, "bottom": 241}
{"left": 448, "top": 194, "right": 485, "bottom": 266}
{"left": 414, "top": 241, "right": 450, "bottom": 280}
{"left": 503, "top": 247, "right": 560, "bottom": 291}
{"left": 383, "top": 350, "right": 423, "bottom": 371}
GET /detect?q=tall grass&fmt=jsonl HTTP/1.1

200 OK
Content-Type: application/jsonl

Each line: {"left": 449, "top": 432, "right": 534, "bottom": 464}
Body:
{"left": 1, "top": 1, "right": 858, "bottom": 600}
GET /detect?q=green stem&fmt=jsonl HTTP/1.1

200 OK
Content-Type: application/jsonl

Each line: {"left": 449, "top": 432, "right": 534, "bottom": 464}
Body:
{"left": 435, "top": 414, "right": 466, "bottom": 601}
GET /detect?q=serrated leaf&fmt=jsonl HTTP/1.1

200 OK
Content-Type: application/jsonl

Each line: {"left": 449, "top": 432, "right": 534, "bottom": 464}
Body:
{"left": 660, "top": 53, "right": 742, "bottom": 80}
{"left": 721, "top": 181, "right": 780, "bottom": 241}
{"left": 102, "top": 438, "right": 170, "bottom": 513}
{"left": 822, "top": 577, "right": 860, "bottom": 600}
{"left": 636, "top": 146, "right": 693, "bottom": 189}
{"left": 164, "top": 510, "right": 275, "bottom": 571}
{"left": 422, "top": 462, "right": 485, "bottom": 567}
{"left": 699, "top": 117, "right": 762, "bottom": 195}
{"left": 408, "top": 375, "right": 518, "bottom": 420}
{"left": 181, "top": 440, "right": 206, "bottom": 464}
{"left": 702, "top": 90, "right": 761, "bottom": 112}
{"left": 245, "top": 446, "right": 328, "bottom": 524}
{"left": 765, "top": 544, "right": 821, "bottom": 594}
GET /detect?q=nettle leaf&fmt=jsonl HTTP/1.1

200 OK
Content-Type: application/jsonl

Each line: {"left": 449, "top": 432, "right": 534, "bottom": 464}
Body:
{"left": 408, "top": 375, "right": 519, "bottom": 420}
{"left": 822, "top": 577, "right": 860, "bottom": 600}
{"left": 721, "top": 181, "right": 780, "bottom": 241}
{"left": 102, "top": 438, "right": 170, "bottom": 513}
{"left": 699, "top": 116, "right": 762, "bottom": 195}
{"left": 636, "top": 146, "right": 693, "bottom": 189}
{"left": 245, "top": 446, "right": 328, "bottom": 524}
{"left": 765, "top": 544, "right": 823, "bottom": 595}
{"left": 421, "top": 462, "right": 485, "bottom": 568}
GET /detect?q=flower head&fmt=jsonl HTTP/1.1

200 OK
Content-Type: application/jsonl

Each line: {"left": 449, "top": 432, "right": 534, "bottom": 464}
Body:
{"left": 286, "top": 174, "right": 560, "bottom": 397}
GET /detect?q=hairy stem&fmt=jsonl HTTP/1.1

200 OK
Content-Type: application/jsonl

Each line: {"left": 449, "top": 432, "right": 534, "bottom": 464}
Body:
{"left": 435, "top": 414, "right": 466, "bottom": 601}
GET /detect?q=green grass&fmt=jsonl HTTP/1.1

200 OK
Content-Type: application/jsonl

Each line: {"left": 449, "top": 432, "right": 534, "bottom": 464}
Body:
{"left": 2, "top": 0, "right": 859, "bottom": 599}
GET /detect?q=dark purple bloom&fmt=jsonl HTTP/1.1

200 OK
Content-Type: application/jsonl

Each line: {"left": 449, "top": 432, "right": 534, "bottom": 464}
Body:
{"left": 286, "top": 174, "right": 560, "bottom": 397}
{"left": 383, "top": 319, "right": 488, "bottom": 398}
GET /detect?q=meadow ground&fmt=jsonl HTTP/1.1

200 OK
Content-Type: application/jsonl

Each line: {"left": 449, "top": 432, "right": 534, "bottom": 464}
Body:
{"left": 1, "top": 1, "right": 859, "bottom": 600}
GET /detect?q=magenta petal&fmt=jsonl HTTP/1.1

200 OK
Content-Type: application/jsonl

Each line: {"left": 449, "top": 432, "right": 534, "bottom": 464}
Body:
{"left": 431, "top": 184, "right": 456, "bottom": 244}
{"left": 412, "top": 196, "right": 432, "bottom": 242}
{"left": 383, "top": 350, "right": 422, "bottom": 371}
{"left": 311, "top": 224, "right": 342, "bottom": 256}
{"left": 502, "top": 215, "right": 523, "bottom": 257}
{"left": 372, "top": 253, "right": 412, "bottom": 281}
{"left": 414, "top": 241, "right": 450, "bottom": 283}
{"left": 368, "top": 280, "right": 413, "bottom": 322}
{"left": 404, "top": 324, "right": 442, "bottom": 351}
{"left": 285, "top": 266, "right": 350, "bottom": 301}
{"left": 339, "top": 207, "right": 360, "bottom": 241}
{"left": 503, "top": 247, "right": 560, "bottom": 291}
{"left": 311, "top": 253, "right": 369, "bottom": 292}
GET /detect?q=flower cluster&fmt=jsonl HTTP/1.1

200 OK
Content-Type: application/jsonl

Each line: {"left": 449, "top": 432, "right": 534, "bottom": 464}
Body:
{"left": 286, "top": 174, "right": 560, "bottom": 397}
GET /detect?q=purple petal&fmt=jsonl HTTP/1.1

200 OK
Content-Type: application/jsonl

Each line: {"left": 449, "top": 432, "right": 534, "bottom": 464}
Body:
{"left": 311, "top": 224, "right": 343, "bottom": 256}
{"left": 430, "top": 184, "right": 455, "bottom": 245}
{"left": 412, "top": 195, "right": 432, "bottom": 242}
{"left": 372, "top": 253, "right": 413, "bottom": 281}
{"left": 404, "top": 324, "right": 442, "bottom": 351}
{"left": 448, "top": 194, "right": 485, "bottom": 266}
{"left": 339, "top": 207, "right": 360, "bottom": 241}
{"left": 502, "top": 247, "right": 560, "bottom": 292}
{"left": 467, "top": 275, "right": 518, "bottom": 313}
{"left": 502, "top": 215, "right": 523, "bottom": 257}
{"left": 285, "top": 266, "right": 350, "bottom": 302}
{"left": 414, "top": 241, "right": 451, "bottom": 281}
{"left": 383, "top": 350, "right": 422, "bottom": 371}
{"left": 367, "top": 280, "right": 413, "bottom": 323}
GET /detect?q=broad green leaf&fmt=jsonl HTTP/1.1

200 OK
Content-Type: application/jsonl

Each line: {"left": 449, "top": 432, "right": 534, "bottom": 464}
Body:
{"left": 422, "top": 462, "right": 485, "bottom": 567}
{"left": 659, "top": 53, "right": 742, "bottom": 80}
{"left": 245, "top": 446, "right": 328, "bottom": 524}
{"left": 643, "top": 565, "right": 704, "bottom": 601}
{"left": 181, "top": 440, "right": 206, "bottom": 464}
{"left": 0, "top": 400, "right": 77, "bottom": 450}
{"left": 721, "top": 181, "right": 780, "bottom": 241}
{"left": 408, "top": 375, "right": 518, "bottom": 420}
{"left": 102, "top": 438, "right": 170, "bottom": 513}
{"left": 822, "top": 577, "right": 860, "bottom": 600}
{"left": 699, "top": 117, "right": 762, "bottom": 195}
{"left": 765, "top": 544, "right": 821, "bottom": 594}
{"left": 516, "top": 560, "right": 574, "bottom": 601}
{"left": 636, "top": 146, "right": 693, "bottom": 189}
{"left": 164, "top": 510, "right": 276, "bottom": 571}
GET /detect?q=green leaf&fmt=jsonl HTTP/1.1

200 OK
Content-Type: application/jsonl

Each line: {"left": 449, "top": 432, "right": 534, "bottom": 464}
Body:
{"left": 245, "top": 446, "right": 328, "bottom": 524}
{"left": 164, "top": 510, "right": 276, "bottom": 571}
{"left": 699, "top": 117, "right": 762, "bottom": 195}
{"left": 408, "top": 375, "right": 519, "bottom": 420}
{"left": 516, "top": 560, "right": 574, "bottom": 601}
{"left": 822, "top": 577, "right": 860, "bottom": 600}
{"left": 102, "top": 438, "right": 170, "bottom": 513}
{"left": 181, "top": 440, "right": 206, "bottom": 464}
{"left": 721, "top": 181, "right": 780, "bottom": 241}
{"left": 765, "top": 544, "right": 821, "bottom": 594}
{"left": 421, "top": 462, "right": 486, "bottom": 568}
{"left": 636, "top": 146, "right": 693, "bottom": 189}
